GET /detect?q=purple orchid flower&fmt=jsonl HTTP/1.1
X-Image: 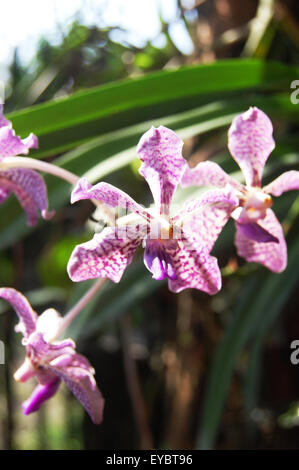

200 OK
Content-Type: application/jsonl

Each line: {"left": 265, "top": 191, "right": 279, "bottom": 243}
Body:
{"left": 0, "top": 105, "right": 53, "bottom": 226}
{"left": 181, "top": 106, "right": 299, "bottom": 272}
{"left": 67, "top": 126, "right": 238, "bottom": 293}
{"left": 0, "top": 287, "right": 104, "bottom": 424}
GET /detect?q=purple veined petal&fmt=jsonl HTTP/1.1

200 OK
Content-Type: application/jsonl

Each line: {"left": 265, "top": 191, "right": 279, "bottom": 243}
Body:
{"left": 236, "top": 221, "right": 279, "bottom": 243}
{"left": 161, "top": 231, "right": 222, "bottom": 294}
{"left": 235, "top": 208, "right": 287, "bottom": 273}
{"left": 27, "top": 331, "right": 76, "bottom": 364}
{"left": 143, "top": 239, "right": 177, "bottom": 281}
{"left": 0, "top": 126, "right": 38, "bottom": 161}
{"left": 68, "top": 225, "right": 147, "bottom": 283}
{"left": 181, "top": 202, "right": 235, "bottom": 254}
{"left": 144, "top": 242, "right": 165, "bottom": 281}
{"left": 181, "top": 161, "right": 241, "bottom": 190}
{"left": 25, "top": 332, "right": 78, "bottom": 387}
{"left": 22, "top": 378, "right": 61, "bottom": 415}
{"left": 137, "top": 126, "right": 187, "bottom": 215}
{"left": 173, "top": 187, "right": 238, "bottom": 254}
{"left": 0, "top": 104, "right": 10, "bottom": 128}
{"left": 0, "top": 168, "right": 54, "bottom": 226}
{"left": 0, "top": 287, "right": 37, "bottom": 338}
{"left": 264, "top": 171, "right": 299, "bottom": 197}
{"left": 49, "top": 353, "right": 105, "bottom": 425}
{"left": 228, "top": 107, "right": 275, "bottom": 187}
{"left": 71, "top": 178, "right": 152, "bottom": 223}
{"left": 173, "top": 187, "right": 239, "bottom": 225}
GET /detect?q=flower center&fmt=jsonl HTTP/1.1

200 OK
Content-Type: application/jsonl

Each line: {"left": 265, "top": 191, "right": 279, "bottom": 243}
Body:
{"left": 146, "top": 212, "right": 172, "bottom": 240}
{"left": 235, "top": 188, "right": 272, "bottom": 223}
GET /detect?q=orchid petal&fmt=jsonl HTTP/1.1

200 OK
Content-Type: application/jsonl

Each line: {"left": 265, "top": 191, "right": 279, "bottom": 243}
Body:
{"left": 14, "top": 358, "right": 36, "bottom": 382}
{"left": 68, "top": 225, "right": 147, "bottom": 283}
{"left": 24, "top": 331, "right": 79, "bottom": 388}
{"left": 173, "top": 187, "right": 238, "bottom": 225}
{"left": 0, "top": 126, "right": 38, "bottom": 161}
{"left": 0, "top": 104, "right": 38, "bottom": 159}
{"left": 264, "top": 170, "right": 299, "bottom": 197}
{"left": 163, "top": 232, "right": 222, "bottom": 294}
{"left": 22, "top": 378, "right": 61, "bottom": 415}
{"left": 36, "top": 308, "right": 63, "bottom": 342}
{"left": 182, "top": 204, "right": 233, "bottom": 255}
{"left": 25, "top": 333, "right": 77, "bottom": 387}
{"left": 181, "top": 161, "right": 240, "bottom": 190}
{"left": 0, "top": 168, "right": 54, "bottom": 226}
{"left": 228, "top": 107, "right": 275, "bottom": 187}
{"left": 236, "top": 222, "right": 279, "bottom": 243}
{"left": 71, "top": 178, "right": 151, "bottom": 222}
{"left": 49, "top": 353, "right": 105, "bottom": 425}
{"left": 175, "top": 187, "right": 238, "bottom": 253}
{"left": 0, "top": 287, "right": 37, "bottom": 338}
{"left": 27, "top": 332, "right": 76, "bottom": 361}
{"left": 137, "top": 126, "right": 186, "bottom": 215}
{"left": 235, "top": 209, "right": 287, "bottom": 272}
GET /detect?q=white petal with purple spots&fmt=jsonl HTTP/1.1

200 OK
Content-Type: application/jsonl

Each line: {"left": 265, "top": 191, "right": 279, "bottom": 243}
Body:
{"left": 228, "top": 107, "right": 275, "bottom": 187}
{"left": 137, "top": 126, "right": 187, "bottom": 215}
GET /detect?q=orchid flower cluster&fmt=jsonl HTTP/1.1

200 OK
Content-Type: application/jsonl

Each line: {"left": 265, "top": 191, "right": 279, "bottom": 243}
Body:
{"left": 0, "top": 104, "right": 298, "bottom": 425}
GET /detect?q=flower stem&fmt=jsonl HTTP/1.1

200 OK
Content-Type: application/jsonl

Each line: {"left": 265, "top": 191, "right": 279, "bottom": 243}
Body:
{"left": 0, "top": 157, "right": 79, "bottom": 186}
{"left": 0, "top": 156, "right": 118, "bottom": 224}
{"left": 53, "top": 278, "right": 107, "bottom": 340}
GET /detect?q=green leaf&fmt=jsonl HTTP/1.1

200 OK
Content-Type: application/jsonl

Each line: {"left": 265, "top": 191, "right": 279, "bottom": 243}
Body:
{"left": 0, "top": 92, "right": 297, "bottom": 250}
{"left": 8, "top": 59, "right": 299, "bottom": 157}
{"left": 197, "top": 233, "right": 299, "bottom": 449}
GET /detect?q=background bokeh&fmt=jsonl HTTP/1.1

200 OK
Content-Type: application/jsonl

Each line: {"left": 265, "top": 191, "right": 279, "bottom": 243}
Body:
{"left": 0, "top": 0, "right": 299, "bottom": 450}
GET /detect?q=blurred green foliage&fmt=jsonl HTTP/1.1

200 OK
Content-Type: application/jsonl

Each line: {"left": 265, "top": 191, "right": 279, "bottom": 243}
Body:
{"left": 1, "top": 0, "right": 299, "bottom": 451}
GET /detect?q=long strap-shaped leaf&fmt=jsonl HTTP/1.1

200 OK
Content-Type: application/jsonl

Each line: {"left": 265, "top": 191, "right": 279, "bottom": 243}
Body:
{"left": 0, "top": 92, "right": 297, "bottom": 250}
{"left": 7, "top": 59, "right": 299, "bottom": 157}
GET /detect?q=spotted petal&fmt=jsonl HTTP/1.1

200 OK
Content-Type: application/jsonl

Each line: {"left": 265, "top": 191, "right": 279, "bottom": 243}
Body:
{"left": 235, "top": 209, "right": 287, "bottom": 272}
{"left": 228, "top": 107, "right": 275, "bottom": 187}
{"left": 175, "top": 188, "right": 238, "bottom": 253}
{"left": 183, "top": 205, "right": 233, "bottom": 254}
{"left": 0, "top": 168, "right": 54, "bottom": 226}
{"left": 68, "top": 225, "right": 147, "bottom": 283}
{"left": 173, "top": 187, "right": 238, "bottom": 225}
{"left": 0, "top": 126, "right": 38, "bottom": 161}
{"left": 0, "top": 288, "right": 37, "bottom": 338}
{"left": 71, "top": 178, "right": 151, "bottom": 222}
{"left": 49, "top": 353, "right": 105, "bottom": 425}
{"left": 137, "top": 126, "right": 186, "bottom": 215}
{"left": 264, "top": 171, "right": 299, "bottom": 197}
{"left": 164, "top": 232, "right": 222, "bottom": 294}
{"left": 181, "top": 161, "right": 240, "bottom": 190}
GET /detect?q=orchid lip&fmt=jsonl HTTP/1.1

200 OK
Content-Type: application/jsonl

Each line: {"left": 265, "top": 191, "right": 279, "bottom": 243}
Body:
{"left": 144, "top": 240, "right": 177, "bottom": 281}
{"left": 22, "top": 378, "right": 61, "bottom": 415}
